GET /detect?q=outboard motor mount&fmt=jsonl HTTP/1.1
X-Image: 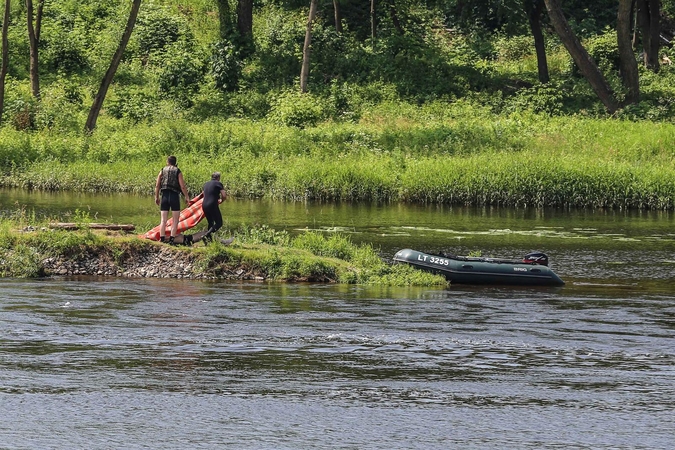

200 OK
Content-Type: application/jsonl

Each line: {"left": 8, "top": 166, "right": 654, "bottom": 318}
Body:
{"left": 523, "top": 252, "right": 549, "bottom": 266}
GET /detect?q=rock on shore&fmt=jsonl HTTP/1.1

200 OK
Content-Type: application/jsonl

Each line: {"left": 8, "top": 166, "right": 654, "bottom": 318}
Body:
{"left": 38, "top": 242, "right": 269, "bottom": 281}
{"left": 41, "top": 245, "right": 203, "bottom": 279}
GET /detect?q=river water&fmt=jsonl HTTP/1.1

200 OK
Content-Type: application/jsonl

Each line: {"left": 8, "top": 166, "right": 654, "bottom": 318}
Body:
{"left": 1, "top": 190, "right": 674, "bottom": 449}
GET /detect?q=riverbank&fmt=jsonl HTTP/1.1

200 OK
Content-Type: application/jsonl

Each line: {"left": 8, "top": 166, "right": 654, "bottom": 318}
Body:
{"left": 0, "top": 224, "right": 446, "bottom": 286}
{"left": 2, "top": 105, "right": 675, "bottom": 210}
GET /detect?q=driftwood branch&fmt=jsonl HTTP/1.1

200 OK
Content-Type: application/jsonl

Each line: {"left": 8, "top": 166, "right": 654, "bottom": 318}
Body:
{"left": 49, "top": 223, "right": 136, "bottom": 231}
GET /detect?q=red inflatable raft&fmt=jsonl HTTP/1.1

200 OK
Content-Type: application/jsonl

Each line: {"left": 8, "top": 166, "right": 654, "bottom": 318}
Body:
{"left": 142, "top": 193, "right": 205, "bottom": 241}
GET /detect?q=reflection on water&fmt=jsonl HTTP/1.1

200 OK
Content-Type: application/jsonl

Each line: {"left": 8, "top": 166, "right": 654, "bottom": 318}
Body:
{"left": 1, "top": 278, "right": 674, "bottom": 449}
{"left": 2, "top": 189, "right": 675, "bottom": 448}
{"left": 2, "top": 188, "right": 674, "bottom": 252}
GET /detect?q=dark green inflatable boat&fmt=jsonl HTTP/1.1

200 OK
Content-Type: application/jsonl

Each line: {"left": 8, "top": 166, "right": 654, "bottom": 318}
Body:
{"left": 393, "top": 249, "right": 565, "bottom": 286}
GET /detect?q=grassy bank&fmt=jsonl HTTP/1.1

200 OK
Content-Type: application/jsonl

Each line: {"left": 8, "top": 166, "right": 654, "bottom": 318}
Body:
{"left": 0, "top": 218, "right": 446, "bottom": 285}
{"left": 3, "top": 1, "right": 675, "bottom": 212}
{"left": 2, "top": 103, "right": 675, "bottom": 209}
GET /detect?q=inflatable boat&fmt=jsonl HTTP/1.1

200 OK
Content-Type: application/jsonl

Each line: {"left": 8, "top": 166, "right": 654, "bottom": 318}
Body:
{"left": 393, "top": 249, "right": 564, "bottom": 286}
{"left": 142, "top": 193, "right": 205, "bottom": 241}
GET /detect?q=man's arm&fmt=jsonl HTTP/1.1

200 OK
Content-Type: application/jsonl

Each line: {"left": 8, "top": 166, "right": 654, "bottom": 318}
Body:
{"left": 178, "top": 172, "right": 191, "bottom": 204}
{"left": 154, "top": 172, "right": 162, "bottom": 205}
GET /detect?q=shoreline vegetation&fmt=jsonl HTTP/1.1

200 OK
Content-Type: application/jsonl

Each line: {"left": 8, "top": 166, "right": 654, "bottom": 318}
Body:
{"left": 1, "top": 2, "right": 675, "bottom": 212}
{"left": 2, "top": 108, "right": 675, "bottom": 210}
{"left": 0, "top": 219, "right": 447, "bottom": 285}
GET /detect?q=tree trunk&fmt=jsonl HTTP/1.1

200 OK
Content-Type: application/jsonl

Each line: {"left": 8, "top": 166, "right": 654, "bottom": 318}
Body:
{"left": 637, "top": 0, "right": 660, "bottom": 71}
{"left": 85, "top": 0, "right": 141, "bottom": 133}
{"left": 637, "top": 0, "right": 650, "bottom": 62}
{"left": 526, "top": 0, "right": 549, "bottom": 83}
{"left": 631, "top": 0, "right": 638, "bottom": 48}
{"left": 26, "top": 0, "right": 43, "bottom": 100}
{"left": 333, "top": 0, "right": 342, "bottom": 33}
{"left": 389, "top": 0, "right": 403, "bottom": 35}
{"left": 0, "top": 0, "right": 9, "bottom": 124}
{"left": 647, "top": 0, "right": 660, "bottom": 71}
{"left": 237, "top": 0, "right": 253, "bottom": 53}
{"left": 371, "top": 0, "right": 376, "bottom": 40}
{"left": 617, "top": 0, "right": 640, "bottom": 104}
{"left": 543, "top": 0, "right": 619, "bottom": 113}
{"left": 300, "top": 0, "right": 318, "bottom": 93}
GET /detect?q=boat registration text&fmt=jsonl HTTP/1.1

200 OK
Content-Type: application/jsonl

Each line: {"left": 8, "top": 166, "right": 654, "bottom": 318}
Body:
{"left": 418, "top": 254, "right": 450, "bottom": 266}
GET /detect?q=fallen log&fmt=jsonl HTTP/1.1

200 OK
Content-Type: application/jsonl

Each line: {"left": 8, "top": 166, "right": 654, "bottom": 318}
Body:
{"left": 49, "top": 223, "right": 136, "bottom": 231}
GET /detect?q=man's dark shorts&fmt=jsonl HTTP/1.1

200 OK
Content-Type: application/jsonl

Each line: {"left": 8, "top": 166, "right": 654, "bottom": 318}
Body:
{"left": 160, "top": 190, "right": 181, "bottom": 211}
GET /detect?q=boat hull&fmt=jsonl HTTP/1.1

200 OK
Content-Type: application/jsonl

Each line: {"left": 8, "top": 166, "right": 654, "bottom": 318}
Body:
{"left": 393, "top": 249, "right": 564, "bottom": 286}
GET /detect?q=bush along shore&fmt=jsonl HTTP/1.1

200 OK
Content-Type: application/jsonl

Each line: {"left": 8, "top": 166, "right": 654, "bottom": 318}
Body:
{"left": 2, "top": 108, "right": 675, "bottom": 210}
{"left": 0, "top": 221, "right": 446, "bottom": 286}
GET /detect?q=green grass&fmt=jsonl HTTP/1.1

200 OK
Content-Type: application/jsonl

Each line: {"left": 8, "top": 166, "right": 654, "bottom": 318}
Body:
{"left": 0, "top": 219, "right": 447, "bottom": 285}
{"left": 2, "top": 105, "right": 674, "bottom": 209}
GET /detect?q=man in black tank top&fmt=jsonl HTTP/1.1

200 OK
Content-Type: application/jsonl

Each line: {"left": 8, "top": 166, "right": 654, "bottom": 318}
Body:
{"left": 154, "top": 155, "right": 191, "bottom": 243}
{"left": 201, "top": 172, "right": 227, "bottom": 243}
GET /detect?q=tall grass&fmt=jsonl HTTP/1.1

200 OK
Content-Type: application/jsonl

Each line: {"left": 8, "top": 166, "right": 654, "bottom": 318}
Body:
{"left": 2, "top": 103, "right": 675, "bottom": 209}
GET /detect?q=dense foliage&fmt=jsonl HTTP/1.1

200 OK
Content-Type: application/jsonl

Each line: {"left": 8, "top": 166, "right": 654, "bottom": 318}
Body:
{"left": 1, "top": 0, "right": 675, "bottom": 209}
{"left": 1, "top": 0, "right": 674, "bottom": 129}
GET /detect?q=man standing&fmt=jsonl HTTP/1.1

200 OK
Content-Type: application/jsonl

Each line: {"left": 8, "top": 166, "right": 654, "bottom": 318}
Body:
{"left": 154, "top": 155, "right": 191, "bottom": 244}
{"left": 201, "top": 172, "right": 227, "bottom": 243}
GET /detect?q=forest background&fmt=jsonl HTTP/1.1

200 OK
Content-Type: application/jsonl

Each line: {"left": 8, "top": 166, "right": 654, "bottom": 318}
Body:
{"left": 1, "top": 0, "right": 675, "bottom": 210}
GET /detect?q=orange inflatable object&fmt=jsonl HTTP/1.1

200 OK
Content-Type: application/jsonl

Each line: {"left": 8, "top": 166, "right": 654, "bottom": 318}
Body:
{"left": 142, "top": 192, "right": 205, "bottom": 241}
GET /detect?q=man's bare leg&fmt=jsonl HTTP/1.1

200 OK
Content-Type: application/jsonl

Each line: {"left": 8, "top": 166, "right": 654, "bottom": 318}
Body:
{"left": 170, "top": 210, "right": 180, "bottom": 239}
{"left": 159, "top": 210, "right": 169, "bottom": 241}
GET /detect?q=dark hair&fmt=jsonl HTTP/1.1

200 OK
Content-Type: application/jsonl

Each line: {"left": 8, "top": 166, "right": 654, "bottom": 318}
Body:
{"left": 211, "top": 172, "right": 221, "bottom": 180}
{"left": 167, "top": 155, "right": 177, "bottom": 165}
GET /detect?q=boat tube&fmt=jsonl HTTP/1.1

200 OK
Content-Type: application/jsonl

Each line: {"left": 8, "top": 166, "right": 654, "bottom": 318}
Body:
{"left": 393, "top": 249, "right": 564, "bottom": 286}
{"left": 142, "top": 193, "right": 205, "bottom": 241}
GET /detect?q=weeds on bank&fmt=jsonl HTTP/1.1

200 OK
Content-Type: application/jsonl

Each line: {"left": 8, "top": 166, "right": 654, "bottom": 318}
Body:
{"left": 0, "top": 243, "right": 44, "bottom": 278}
{"left": 195, "top": 228, "right": 446, "bottom": 286}
{"left": 0, "top": 217, "right": 446, "bottom": 286}
{"left": 233, "top": 224, "right": 291, "bottom": 246}
{"left": 2, "top": 109, "right": 675, "bottom": 208}
{"left": 0, "top": 214, "right": 45, "bottom": 276}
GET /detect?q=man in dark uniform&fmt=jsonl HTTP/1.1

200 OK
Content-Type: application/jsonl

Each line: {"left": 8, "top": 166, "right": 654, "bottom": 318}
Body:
{"left": 201, "top": 171, "right": 227, "bottom": 243}
{"left": 154, "top": 155, "right": 191, "bottom": 244}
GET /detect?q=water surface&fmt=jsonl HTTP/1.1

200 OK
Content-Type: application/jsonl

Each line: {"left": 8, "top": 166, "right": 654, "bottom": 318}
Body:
{"left": 1, "top": 278, "right": 673, "bottom": 449}
{"left": 1, "top": 189, "right": 674, "bottom": 448}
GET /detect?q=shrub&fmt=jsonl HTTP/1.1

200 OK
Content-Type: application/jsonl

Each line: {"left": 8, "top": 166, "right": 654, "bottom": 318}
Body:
{"left": 157, "top": 42, "right": 207, "bottom": 107}
{"left": 248, "top": 6, "right": 304, "bottom": 89}
{"left": 581, "top": 27, "right": 620, "bottom": 73}
{"left": 268, "top": 90, "right": 329, "bottom": 128}
{"left": 503, "top": 81, "right": 567, "bottom": 115}
{"left": 496, "top": 34, "right": 534, "bottom": 62}
{"left": 107, "top": 88, "right": 158, "bottom": 123}
{"left": 42, "top": 27, "right": 90, "bottom": 74}
{"left": 228, "top": 90, "right": 271, "bottom": 119}
{"left": 134, "top": 6, "right": 184, "bottom": 59}
{"left": 211, "top": 40, "right": 243, "bottom": 92}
